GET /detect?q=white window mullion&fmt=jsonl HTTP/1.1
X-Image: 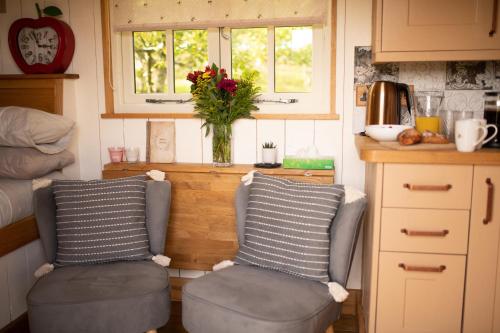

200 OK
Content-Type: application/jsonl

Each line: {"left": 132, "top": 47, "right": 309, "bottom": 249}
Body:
{"left": 312, "top": 24, "right": 328, "bottom": 113}
{"left": 219, "top": 27, "right": 232, "bottom": 76}
{"left": 121, "top": 31, "right": 137, "bottom": 104}
{"left": 208, "top": 27, "right": 221, "bottom": 68}
{"left": 267, "top": 26, "right": 275, "bottom": 93}
{"left": 166, "top": 29, "right": 174, "bottom": 94}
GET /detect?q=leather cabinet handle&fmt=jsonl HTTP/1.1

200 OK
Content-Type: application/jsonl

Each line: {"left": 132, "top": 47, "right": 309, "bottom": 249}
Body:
{"left": 403, "top": 183, "right": 452, "bottom": 191}
{"left": 401, "top": 228, "right": 449, "bottom": 237}
{"left": 483, "top": 178, "right": 494, "bottom": 224}
{"left": 490, "top": 0, "right": 498, "bottom": 37}
{"left": 398, "top": 263, "right": 446, "bottom": 273}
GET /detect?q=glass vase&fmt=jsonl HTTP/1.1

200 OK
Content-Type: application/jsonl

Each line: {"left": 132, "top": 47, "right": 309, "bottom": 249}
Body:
{"left": 212, "top": 123, "right": 232, "bottom": 167}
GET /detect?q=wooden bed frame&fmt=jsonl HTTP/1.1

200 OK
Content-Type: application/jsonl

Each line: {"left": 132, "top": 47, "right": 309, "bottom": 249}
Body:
{"left": 0, "top": 74, "right": 77, "bottom": 257}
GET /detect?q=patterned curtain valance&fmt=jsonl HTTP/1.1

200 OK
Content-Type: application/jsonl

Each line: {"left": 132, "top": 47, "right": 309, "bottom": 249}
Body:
{"left": 111, "top": 0, "right": 329, "bottom": 31}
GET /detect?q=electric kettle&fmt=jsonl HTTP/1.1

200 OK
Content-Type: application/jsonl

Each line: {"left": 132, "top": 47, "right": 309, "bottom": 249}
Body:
{"left": 366, "top": 81, "right": 413, "bottom": 125}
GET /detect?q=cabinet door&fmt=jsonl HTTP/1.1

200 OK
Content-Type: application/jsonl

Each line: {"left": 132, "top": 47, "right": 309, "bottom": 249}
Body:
{"left": 463, "top": 166, "right": 500, "bottom": 333}
{"left": 381, "top": 0, "right": 500, "bottom": 52}
{"left": 376, "top": 252, "right": 466, "bottom": 333}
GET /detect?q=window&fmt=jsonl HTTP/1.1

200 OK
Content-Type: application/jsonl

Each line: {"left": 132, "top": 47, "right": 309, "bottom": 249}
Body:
{"left": 173, "top": 30, "right": 209, "bottom": 93}
{"left": 133, "top": 31, "right": 167, "bottom": 94}
{"left": 231, "top": 28, "right": 268, "bottom": 92}
{"left": 118, "top": 25, "right": 328, "bottom": 114}
{"left": 274, "top": 27, "right": 313, "bottom": 93}
{"left": 230, "top": 26, "right": 313, "bottom": 93}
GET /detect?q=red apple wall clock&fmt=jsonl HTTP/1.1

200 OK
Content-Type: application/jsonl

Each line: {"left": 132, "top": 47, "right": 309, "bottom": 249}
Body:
{"left": 8, "top": 3, "right": 75, "bottom": 74}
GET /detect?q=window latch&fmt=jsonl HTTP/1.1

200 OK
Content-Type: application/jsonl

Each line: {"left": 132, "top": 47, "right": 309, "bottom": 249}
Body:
{"left": 146, "top": 98, "right": 193, "bottom": 104}
{"left": 256, "top": 98, "right": 299, "bottom": 104}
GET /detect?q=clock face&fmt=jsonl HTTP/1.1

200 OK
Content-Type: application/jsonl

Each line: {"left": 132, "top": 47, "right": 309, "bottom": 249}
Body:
{"left": 17, "top": 27, "right": 59, "bottom": 65}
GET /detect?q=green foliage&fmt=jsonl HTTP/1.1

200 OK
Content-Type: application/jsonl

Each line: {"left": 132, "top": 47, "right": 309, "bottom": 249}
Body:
{"left": 232, "top": 28, "right": 268, "bottom": 91}
{"left": 275, "top": 26, "right": 313, "bottom": 92}
{"left": 132, "top": 27, "right": 313, "bottom": 94}
{"left": 174, "top": 30, "right": 208, "bottom": 93}
{"left": 190, "top": 64, "right": 260, "bottom": 136}
{"left": 231, "top": 26, "right": 313, "bottom": 93}
{"left": 262, "top": 141, "right": 276, "bottom": 149}
{"left": 133, "top": 31, "right": 167, "bottom": 93}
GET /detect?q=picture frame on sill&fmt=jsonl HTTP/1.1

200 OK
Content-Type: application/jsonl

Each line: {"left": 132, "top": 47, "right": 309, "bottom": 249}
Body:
{"left": 146, "top": 121, "right": 175, "bottom": 163}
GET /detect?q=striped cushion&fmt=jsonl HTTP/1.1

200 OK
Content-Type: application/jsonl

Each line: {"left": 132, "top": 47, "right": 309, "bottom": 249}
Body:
{"left": 52, "top": 175, "right": 151, "bottom": 266}
{"left": 235, "top": 172, "right": 344, "bottom": 282}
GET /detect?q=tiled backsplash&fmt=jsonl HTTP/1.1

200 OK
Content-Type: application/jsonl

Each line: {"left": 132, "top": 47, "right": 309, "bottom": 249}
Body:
{"left": 354, "top": 46, "right": 500, "bottom": 114}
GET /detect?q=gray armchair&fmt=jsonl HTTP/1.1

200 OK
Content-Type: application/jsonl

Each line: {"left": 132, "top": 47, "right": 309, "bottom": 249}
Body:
{"left": 28, "top": 180, "right": 172, "bottom": 333}
{"left": 182, "top": 183, "right": 367, "bottom": 333}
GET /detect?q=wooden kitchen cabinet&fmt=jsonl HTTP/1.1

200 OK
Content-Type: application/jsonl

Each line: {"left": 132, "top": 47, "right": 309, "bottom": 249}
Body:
{"left": 377, "top": 252, "right": 466, "bottom": 333}
{"left": 463, "top": 166, "right": 500, "bottom": 333}
{"left": 363, "top": 163, "right": 470, "bottom": 333}
{"left": 372, "top": 0, "right": 500, "bottom": 62}
{"left": 356, "top": 136, "right": 500, "bottom": 333}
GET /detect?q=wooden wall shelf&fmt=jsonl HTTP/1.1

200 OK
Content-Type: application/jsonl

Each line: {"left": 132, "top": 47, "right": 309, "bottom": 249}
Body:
{"left": 0, "top": 74, "right": 79, "bottom": 80}
{"left": 103, "top": 162, "right": 335, "bottom": 177}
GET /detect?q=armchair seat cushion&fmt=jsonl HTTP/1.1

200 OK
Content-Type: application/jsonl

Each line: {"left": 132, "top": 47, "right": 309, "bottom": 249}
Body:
{"left": 28, "top": 261, "right": 170, "bottom": 333}
{"left": 182, "top": 265, "right": 338, "bottom": 333}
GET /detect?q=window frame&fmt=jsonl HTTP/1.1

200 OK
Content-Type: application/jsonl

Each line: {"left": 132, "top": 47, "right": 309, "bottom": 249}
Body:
{"left": 100, "top": 0, "right": 338, "bottom": 120}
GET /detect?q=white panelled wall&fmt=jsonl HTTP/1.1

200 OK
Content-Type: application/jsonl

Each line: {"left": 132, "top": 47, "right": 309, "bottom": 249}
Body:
{"left": 100, "top": 118, "right": 342, "bottom": 167}
{"left": 0, "top": 0, "right": 369, "bottom": 326}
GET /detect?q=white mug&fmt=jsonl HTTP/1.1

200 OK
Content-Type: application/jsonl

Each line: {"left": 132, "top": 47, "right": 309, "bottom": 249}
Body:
{"left": 455, "top": 119, "right": 498, "bottom": 152}
{"left": 471, "top": 119, "right": 488, "bottom": 149}
{"left": 125, "top": 147, "right": 140, "bottom": 162}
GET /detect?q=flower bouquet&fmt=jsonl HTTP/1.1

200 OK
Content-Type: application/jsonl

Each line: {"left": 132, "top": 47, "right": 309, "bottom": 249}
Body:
{"left": 188, "top": 63, "right": 259, "bottom": 166}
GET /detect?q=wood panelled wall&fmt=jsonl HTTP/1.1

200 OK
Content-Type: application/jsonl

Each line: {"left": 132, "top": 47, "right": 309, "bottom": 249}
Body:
{"left": 0, "top": 3, "right": 371, "bottom": 328}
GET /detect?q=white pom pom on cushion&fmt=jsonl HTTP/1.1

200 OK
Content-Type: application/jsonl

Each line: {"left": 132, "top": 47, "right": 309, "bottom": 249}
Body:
{"left": 344, "top": 186, "right": 366, "bottom": 204}
{"left": 152, "top": 254, "right": 171, "bottom": 267}
{"left": 34, "top": 263, "right": 54, "bottom": 278}
{"left": 327, "top": 282, "right": 349, "bottom": 302}
{"left": 32, "top": 178, "right": 53, "bottom": 191}
{"left": 241, "top": 170, "right": 257, "bottom": 186}
{"left": 213, "top": 260, "right": 234, "bottom": 271}
{"left": 146, "top": 170, "right": 166, "bottom": 181}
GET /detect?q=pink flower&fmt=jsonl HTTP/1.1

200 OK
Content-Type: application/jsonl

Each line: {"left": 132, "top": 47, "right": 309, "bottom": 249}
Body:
{"left": 217, "top": 78, "right": 237, "bottom": 94}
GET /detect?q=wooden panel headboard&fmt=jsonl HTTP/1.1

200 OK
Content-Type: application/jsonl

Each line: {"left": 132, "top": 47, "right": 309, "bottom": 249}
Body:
{"left": 0, "top": 74, "right": 78, "bottom": 114}
{"left": 0, "top": 74, "right": 78, "bottom": 258}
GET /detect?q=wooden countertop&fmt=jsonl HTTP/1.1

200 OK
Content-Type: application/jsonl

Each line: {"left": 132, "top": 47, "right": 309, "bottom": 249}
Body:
{"left": 355, "top": 135, "right": 500, "bottom": 165}
{"left": 103, "top": 162, "right": 335, "bottom": 177}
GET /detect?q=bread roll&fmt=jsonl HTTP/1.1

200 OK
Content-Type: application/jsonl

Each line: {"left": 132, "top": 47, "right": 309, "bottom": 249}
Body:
{"left": 397, "top": 128, "right": 422, "bottom": 145}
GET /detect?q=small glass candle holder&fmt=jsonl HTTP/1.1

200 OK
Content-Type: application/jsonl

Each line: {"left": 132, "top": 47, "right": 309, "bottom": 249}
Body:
{"left": 108, "top": 147, "right": 124, "bottom": 163}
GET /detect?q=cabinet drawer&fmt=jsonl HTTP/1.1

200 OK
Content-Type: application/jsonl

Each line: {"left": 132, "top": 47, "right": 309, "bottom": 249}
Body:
{"left": 376, "top": 252, "right": 465, "bottom": 333}
{"left": 380, "top": 208, "right": 469, "bottom": 255}
{"left": 383, "top": 164, "right": 473, "bottom": 209}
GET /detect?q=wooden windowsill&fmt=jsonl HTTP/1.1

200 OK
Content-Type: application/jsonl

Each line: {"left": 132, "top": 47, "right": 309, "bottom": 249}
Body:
{"left": 100, "top": 112, "right": 340, "bottom": 120}
{"left": 0, "top": 74, "right": 79, "bottom": 80}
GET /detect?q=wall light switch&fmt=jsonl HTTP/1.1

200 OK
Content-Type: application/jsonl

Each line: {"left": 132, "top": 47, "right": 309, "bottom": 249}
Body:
{"left": 0, "top": 0, "right": 6, "bottom": 13}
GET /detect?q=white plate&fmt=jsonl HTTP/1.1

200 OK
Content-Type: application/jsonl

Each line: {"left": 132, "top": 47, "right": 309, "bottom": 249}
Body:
{"left": 365, "top": 125, "right": 412, "bottom": 142}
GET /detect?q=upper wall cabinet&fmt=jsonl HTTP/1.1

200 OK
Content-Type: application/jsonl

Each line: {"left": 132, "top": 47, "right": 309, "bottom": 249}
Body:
{"left": 372, "top": 0, "right": 500, "bottom": 63}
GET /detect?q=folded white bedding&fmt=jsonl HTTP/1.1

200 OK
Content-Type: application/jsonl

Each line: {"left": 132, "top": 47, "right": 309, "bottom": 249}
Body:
{"left": 0, "top": 172, "right": 65, "bottom": 228}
